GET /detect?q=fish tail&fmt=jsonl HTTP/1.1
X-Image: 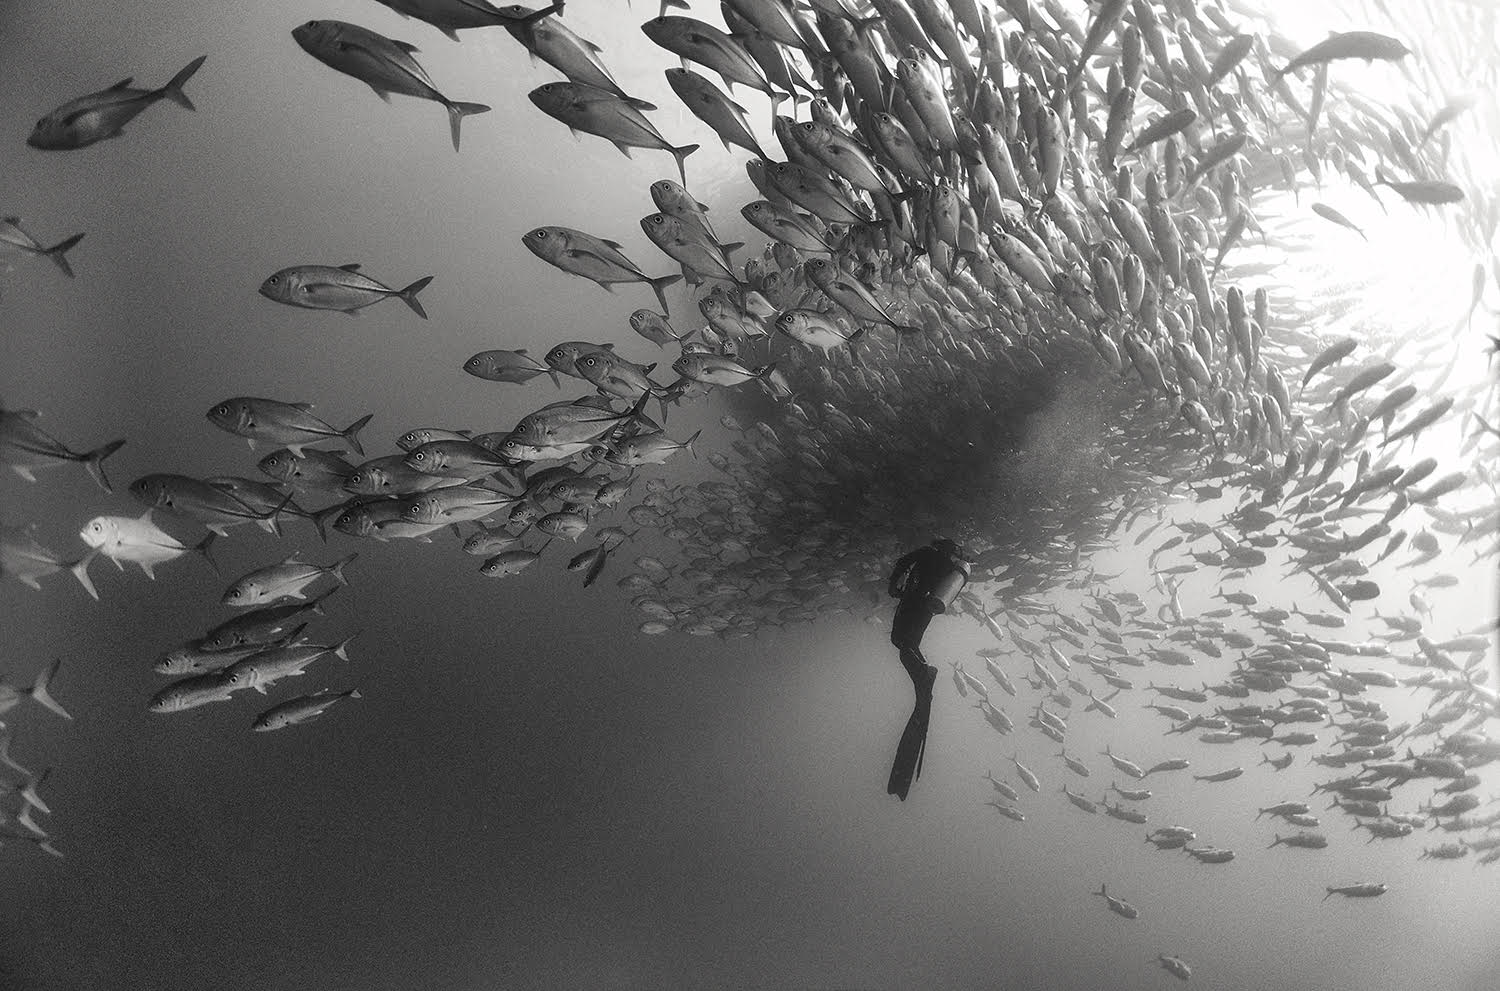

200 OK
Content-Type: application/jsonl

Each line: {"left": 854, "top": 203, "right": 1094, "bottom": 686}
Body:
{"left": 669, "top": 143, "right": 700, "bottom": 187}
{"left": 42, "top": 232, "right": 85, "bottom": 278}
{"left": 332, "top": 630, "right": 360, "bottom": 663}
{"left": 393, "top": 275, "right": 436, "bottom": 320}
{"left": 195, "top": 531, "right": 219, "bottom": 574}
{"left": 21, "top": 767, "right": 52, "bottom": 814}
{"left": 330, "top": 552, "right": 359, "bottom": 586}
{"left": 516, "top": 1, "right": 564, "bottom": 26}
{"left": 341, "top": 414, "right": 374, "bottom": 457}
{"left": 82, "top": 438, "right": 126, "bottom": 494}
{"left": 159, "top": 55, "right": 207, "bottom": 111}
{"left": 445, "top": 101, "right": 491, "bottom": 152}
{"left": 683, "top": 429, "right": 702, "bottom": 459}
{"left": 28, "top": 658, "right": 72, "bottom": 721}
{"left": 648, "top": 272, "right": 682, "bottom": 315}
{"left": 67, "top": 548, "right": 99, "bottom": 601}
{"left": 1322, "top": 887, "right": 1336, "bottom": 901}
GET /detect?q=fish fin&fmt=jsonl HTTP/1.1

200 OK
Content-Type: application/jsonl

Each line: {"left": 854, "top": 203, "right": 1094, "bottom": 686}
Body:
{"left": 332, "top": 630, "right": 359, "bottom": 662}
{"left": 623, "top": 96, "right": 658, "bottom": 111}
{"left": 158, "top": 55, "right": 207, "bottom": 112}
{"left": 397, "top": 275, "right": 434, "bottom": 319}
{"left": 29, "top": 659, "right": 72, "bottom": 720}
{"left": 330, "top": 552, "right": 358, "bottom": 586}
{"left": 392, "top": 39, "right": 420, "bottom": 54}
{"left": 648, "top": 272, "right": 682, "bottom": 315}
{"left": 683, "top": 429, "right": 701, "bottom": 459}
{"left": 368, "top": 83, "right": 393, "bottom": 103}
{"left": 108, "top": 77, "right": 135, "bottom": 90}
{"left": 338, "top": 263, "right": 362, "bottom": 272}
{"left": 440, "top": 27, "right": 460, "bottom": 41}
{"left": 516, "top": 1, "right": 564, "bottom": 26}
{"left": 445, "top": 101, "right": 491, "bottom": 152}
{"left": 42, "top": 232, "right": 84, "bottom": 278}
{"left": 22, "top": 769, "right": 52, "bottom": 814}
{"left": 669, "top": 143, "right": 700, "bottom": 186}
{"left": 12, "top": 466, "right": 36, "bottom": 482}
{"left": 341, "top": 414, "right": 374, "bottom": 457}
{"left": 611, "top": 141, "right": 634, "bottom": 159}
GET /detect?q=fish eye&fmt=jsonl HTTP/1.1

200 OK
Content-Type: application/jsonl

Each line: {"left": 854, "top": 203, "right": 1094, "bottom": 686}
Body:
{"left": 214, "top": 404, "right": 229, "bottom": 416}
{"left": 583, "top": 356, "right": 595, "bottom": 366}
{"left": 228, "top": 589, "right": 240, "bottom": 599}
{"left": 36, "top": 117, "right": 46, "bottom": 129}
{"left": 535, "top": 229, "right": 547, "bottom": 238}
{"left": 91, "top": 522, "right": 102, "bottom": 532}
{"left": 413, "top": 452, "right": 425, "bottom": 461}
{"left": 268, "top": 275, "right": 278, "bottom": 284}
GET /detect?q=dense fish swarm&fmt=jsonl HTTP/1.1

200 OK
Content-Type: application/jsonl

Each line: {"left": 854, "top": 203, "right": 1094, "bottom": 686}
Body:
{"left": 4, "top": 1, "right": 1500, "bottom": 976}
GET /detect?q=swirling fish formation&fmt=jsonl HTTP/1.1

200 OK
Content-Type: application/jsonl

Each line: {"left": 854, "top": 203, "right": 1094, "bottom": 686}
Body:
{"left": 3, "top": 1, "right": 1500, "bottom": 970}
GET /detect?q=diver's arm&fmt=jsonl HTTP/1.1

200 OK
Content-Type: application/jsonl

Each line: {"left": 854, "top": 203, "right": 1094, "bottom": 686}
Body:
{"left": 888, "top": 549, "right": 921, "bottom": 598}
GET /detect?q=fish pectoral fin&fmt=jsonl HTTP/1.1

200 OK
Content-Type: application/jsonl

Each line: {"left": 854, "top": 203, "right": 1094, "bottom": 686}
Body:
{"left": 138, "top": 562, "right": 157, "bottom": 580}
{"left": 108, "top": 77, "right": 135, "bottom": 90}
{"left": 338, "top": 263, "right": 362, "bottom": 272}
{"left": 10, "top": 466, "right": 36, "bottom": 482}
{"left": 392, "top": 39, "right": 420, "bottom": 54}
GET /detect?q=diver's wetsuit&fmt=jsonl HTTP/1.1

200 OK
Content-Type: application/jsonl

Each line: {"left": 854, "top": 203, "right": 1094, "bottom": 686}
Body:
{"left": 888, "top": 544, "right": 950, "bottom": 691}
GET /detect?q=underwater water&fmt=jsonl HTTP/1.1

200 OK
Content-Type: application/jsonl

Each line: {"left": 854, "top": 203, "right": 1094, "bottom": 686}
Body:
{"left": 2, "top": 0, "right": 1498, "bottom": 988}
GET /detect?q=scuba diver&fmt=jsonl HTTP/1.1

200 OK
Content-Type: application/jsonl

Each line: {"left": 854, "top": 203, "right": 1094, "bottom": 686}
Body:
{"left": 885, "top": 537, "right": 969, "bottom": 800}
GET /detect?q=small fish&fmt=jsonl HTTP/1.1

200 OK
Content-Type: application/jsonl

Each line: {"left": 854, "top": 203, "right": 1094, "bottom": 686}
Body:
{"left": 1157, "top": 955, "right": 1191, "bottom": 981}
{"left": 1310, "top": 203, "right": 1366, "bottom": 240}
{"left": 523, "top": 226, "right": 682, "bottom": 314}
{"left": 259, "top": 264, "right": 433, "bottom": 319}
{"left": 207, "top": 397, "right": 373, "bottom": 458}
{"left": 292, "top": 21, "right": 490, "bottom": 151}
{"left": 253, "top": 687, "right": 362, "bottom": 731}
{"left": 463, "top": 348, "right": 552, "bottom": 383}
{"left": 78, "top": 511, "right": 215, "bottom": 580}
{"left": 1323, "top": 881, "right": 1387, "bottom": 901}
{"left": 1374, "top": 168, "right": 1464, "bottom": 206}
{"left": 222, "top": 553, "right": 357, "bottom": 606}
{"left": 1274, "top": 32, "right": 1409, "bottom": 78}
{"left": 528, "top": 81, "right": 698, "bottom": 185}
{"left": 28, "top": 56, "right": 206, "bottom": 149}
{"left": 1093, "top": 882, "right": 1139, "bottom": 919}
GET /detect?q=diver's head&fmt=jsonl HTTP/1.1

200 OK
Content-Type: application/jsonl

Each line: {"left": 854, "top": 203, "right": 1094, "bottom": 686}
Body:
{"left": 932, "top": 537, "right": 961, "bottom": 558}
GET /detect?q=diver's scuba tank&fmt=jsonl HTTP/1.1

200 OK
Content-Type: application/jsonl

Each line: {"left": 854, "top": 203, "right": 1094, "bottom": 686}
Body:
{"left": 924, "top": 552, "right": 970, "bottom": 614}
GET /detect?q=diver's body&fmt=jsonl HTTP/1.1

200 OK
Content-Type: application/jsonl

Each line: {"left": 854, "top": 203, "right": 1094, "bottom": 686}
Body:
{"left": 885, "top": 538, "right": 967, "bottom": 800}
{"left": 888, "top": 543, "right": 949, "bottom": 689}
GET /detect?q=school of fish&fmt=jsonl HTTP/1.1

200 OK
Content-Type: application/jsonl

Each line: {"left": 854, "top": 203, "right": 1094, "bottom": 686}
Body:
{"left": 3, "top": 0, "right": 1499, "bottom": 979}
